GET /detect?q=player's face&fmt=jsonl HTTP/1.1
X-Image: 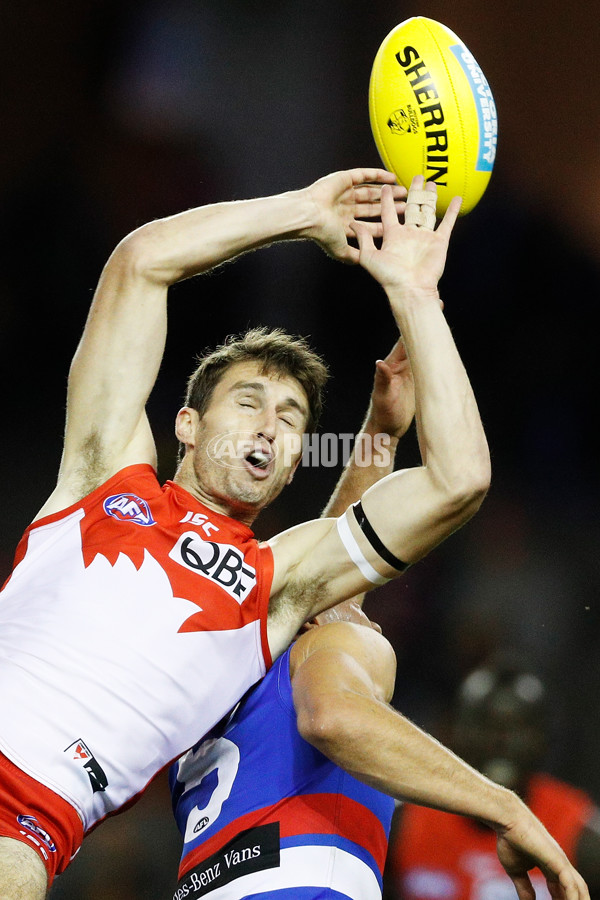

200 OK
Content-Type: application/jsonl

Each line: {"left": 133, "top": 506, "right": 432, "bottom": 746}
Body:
{"left": 451, "top": 679, "right": 545, "bottom": 792}
{"left": 185, "top": 361, "right": 309, "bottom": 521}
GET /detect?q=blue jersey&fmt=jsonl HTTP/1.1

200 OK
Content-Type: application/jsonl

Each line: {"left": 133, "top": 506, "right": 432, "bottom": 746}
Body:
{"left": 170, "top": 645, "right": 395, "bottom": 900}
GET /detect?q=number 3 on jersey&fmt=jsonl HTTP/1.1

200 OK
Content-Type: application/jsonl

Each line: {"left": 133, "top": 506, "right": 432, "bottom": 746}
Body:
{"left": 177, "top": 737, "right": 240, "bottom": 843}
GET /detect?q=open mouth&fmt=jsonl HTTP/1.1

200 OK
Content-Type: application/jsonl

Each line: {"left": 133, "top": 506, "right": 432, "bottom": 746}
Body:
{"left": 244, "top": 446, "right": 274, "bottom": 477}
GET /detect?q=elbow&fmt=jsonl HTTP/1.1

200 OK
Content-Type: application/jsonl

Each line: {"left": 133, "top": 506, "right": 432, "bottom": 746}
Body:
{"left": 446, "top": 449, "right": 491, "bottom": 520}
{"left": 430, "top": 435, "right": 491, "bottom": 523}
{"left": 108, "top": 223, "right": 173, "bottom": 286}
{"left": 297, "top": 697, "right": 349, "bottom": 755}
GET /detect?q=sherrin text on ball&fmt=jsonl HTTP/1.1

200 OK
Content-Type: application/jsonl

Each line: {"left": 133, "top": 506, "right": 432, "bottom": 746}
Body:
{"left": 369, "top": 16, "right": 497, "bottom": 215}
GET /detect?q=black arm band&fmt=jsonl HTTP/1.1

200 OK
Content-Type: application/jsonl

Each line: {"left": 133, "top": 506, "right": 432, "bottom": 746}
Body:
{"left": 352, "top": 501, "right": 409, "bottom": 572}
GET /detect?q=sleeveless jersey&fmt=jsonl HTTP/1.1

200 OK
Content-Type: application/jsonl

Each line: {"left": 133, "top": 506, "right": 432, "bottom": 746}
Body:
{"left": 0, "top": 464, "right": 273, "bottom": 832}
{"left": 388, "top": 773, "right": 595, "bottom": 900}
{"left": 170, "top": 644, "right": 395, "bottom": 900}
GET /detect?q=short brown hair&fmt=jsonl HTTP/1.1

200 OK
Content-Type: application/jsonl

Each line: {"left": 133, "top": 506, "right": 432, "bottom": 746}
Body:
{"left": 185, "top": 327, "right": 329, "bottom": 433}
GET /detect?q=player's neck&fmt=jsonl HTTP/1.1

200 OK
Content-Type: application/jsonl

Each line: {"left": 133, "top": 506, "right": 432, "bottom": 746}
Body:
{"left": 172, "top": 466, "right": 259, "bottom": 528}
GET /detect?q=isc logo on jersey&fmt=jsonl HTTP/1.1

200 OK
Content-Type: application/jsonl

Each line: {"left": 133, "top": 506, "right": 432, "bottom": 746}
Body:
{"left": 170, "top": 532, "right": 257, "bottom": 604}
{"left": 103, "top": 493, "right": 156, "bottom": 526}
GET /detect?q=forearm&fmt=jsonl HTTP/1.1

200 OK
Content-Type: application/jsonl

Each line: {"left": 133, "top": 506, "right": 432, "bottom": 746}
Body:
{"left": 322, "top": 339, "right": 416, "bottom": 518}
{"left": 389, "top": 288, "right": 489, "bottom": 495}
{"left": 123, "top": 189, "right": 317, "bottom": 286}
{"left": 350, "top": 183, "right": 490, "bottom": 537}
{"left": 313, "top": 691, "right": 518, "bottom": 829}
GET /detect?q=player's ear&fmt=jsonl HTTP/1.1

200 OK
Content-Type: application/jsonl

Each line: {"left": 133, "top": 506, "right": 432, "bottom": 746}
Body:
{"left": 175, "top": 407, "right": 199, "bottom": 448}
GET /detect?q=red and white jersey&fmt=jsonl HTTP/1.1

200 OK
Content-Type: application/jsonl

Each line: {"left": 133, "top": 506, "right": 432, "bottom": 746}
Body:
{"left": 0, "top": 465, "right": 273, "bottom": 833}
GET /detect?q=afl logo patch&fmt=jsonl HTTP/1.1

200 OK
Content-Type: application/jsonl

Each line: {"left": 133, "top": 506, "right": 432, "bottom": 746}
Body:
{"left": 103, "top": 493, "right": 155, "bottom": 526}
{"left": 17, "top": 815, "right": 57, "bottom": 853}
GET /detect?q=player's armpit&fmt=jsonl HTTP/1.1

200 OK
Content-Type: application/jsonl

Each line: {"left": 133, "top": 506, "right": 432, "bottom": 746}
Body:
{"left": 36, "top": 411, "right": 157, "bottom": 522}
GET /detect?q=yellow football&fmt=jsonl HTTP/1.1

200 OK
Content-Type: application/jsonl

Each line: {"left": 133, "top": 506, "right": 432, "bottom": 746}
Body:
{"left": 369, "top": 16, "right": 497, "bottom": 215}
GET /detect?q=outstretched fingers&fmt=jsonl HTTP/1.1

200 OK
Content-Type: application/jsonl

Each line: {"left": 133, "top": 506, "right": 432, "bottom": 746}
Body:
{"left": 509, "top": 873, "right": 537, "bottom": 900}
{"left": 354, "top": 184, "right": 407, "bottom": 204}
{"left": 347, "top": 167, "right": 398, "bottom": 186}
{"left": 436, "top": 194, "right": 463, "bottom": 239}
{"left": 550, "top": 865, "right": 591, "bottom": 900}
{"left": 353, "top": 184, "right": 406, "bottom": 225}
{"left": 379, "top": 183, "right": 403, "bottom": 231}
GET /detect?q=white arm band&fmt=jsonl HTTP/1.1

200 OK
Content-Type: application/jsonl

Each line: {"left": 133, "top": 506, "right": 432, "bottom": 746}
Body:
{"left": 336, "top": 510, "right": 390, "bottom": 586}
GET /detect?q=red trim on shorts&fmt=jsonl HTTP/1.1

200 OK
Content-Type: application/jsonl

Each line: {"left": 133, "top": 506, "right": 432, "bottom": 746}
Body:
{"left": 0, "top": 751, "right": 83, "bottom": 886}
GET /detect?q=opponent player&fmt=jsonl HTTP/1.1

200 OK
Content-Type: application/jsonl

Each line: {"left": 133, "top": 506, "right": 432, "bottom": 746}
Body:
{"left": 385, "top": 653, "right": 600, "bottom": 900}
{"left": 171, "top": 604, "right": 589, "bottom": 900}
{"left": 0, "top": 170, "right": 489, "bottom": 899}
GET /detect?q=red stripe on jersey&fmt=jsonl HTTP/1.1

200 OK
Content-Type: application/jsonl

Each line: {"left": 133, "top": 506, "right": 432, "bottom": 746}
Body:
{"left": 179, "top": 793, "right": 388, "bottom": 880}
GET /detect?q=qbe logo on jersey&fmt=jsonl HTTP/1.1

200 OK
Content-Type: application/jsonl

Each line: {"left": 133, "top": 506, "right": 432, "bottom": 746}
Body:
{"left": 170, "top": 532, "right": 256, "bottom": 604}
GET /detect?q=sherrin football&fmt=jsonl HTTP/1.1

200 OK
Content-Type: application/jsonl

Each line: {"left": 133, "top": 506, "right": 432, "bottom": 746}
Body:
{"left": 369, "top": 17, "right": 497, "bottom": 215}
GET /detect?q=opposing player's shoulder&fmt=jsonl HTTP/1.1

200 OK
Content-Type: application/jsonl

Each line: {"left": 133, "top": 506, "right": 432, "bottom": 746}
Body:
{"left": 300, "top": 619, "right": 395, "bottom": 664}
{"left": 292, "top": 621, "right": 397, "bottom": 702}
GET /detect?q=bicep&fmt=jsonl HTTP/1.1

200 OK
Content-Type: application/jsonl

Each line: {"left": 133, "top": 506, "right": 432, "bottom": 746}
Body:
{"left": 270, "top": 464, "right": 461, "bottom": 630}
{"left": 60, "top": 237, "right": 168, "bottom": 482}
{"left": 312, "top": 465, "right": 473, "bottom": 601}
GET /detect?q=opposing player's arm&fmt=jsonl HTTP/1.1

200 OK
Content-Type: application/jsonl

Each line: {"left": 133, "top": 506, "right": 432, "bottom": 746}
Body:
{"left": 291, "top": 623, "right": 590, "bottom": 900}
{"left": 40, "top": 169, "right": 403, "bottom": 519}
{"left": 321, "top": 338, "right": 414, "bottom": 519}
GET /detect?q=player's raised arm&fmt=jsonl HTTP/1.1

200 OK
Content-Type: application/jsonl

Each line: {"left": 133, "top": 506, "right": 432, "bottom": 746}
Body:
{"left": 349, "top": 177, "right": 491, "bottom": 560}
{"left": 268, "top": 175, "right": 490, "bottom": 631}
{"left": 41, "top": 169, "right": 403, "bottom": 519}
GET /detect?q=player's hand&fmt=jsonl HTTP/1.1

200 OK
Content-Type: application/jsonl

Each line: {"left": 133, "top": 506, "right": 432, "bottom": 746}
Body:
{"left": 351, "top": 175, "right": 461, "bottom": 294}
{"left": 300, "top": 168, "right": 406, "bottom": 264}
{"left": 496, "top": 821, "right": 590, "bottom": 900}
{"left": 364, "top": 339, "right": 415, "bottom": 440}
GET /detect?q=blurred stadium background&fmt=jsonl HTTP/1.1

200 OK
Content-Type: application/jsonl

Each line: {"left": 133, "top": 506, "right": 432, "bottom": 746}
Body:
{"left": 1, "top": 1, "right": 599, "bottom": 897}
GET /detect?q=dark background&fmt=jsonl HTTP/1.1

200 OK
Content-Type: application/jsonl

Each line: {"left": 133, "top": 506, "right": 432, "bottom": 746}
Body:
{"left": 1, "top": 2, "right": 600, "bottom": 897}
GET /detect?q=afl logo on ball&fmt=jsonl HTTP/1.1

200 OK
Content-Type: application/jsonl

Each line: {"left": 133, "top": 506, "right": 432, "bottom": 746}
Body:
{"left": 388, "top": 107, "right": 418, "bottom": 135}
{"left": 103, "top": 493, "right": 156, "bottom": 526}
